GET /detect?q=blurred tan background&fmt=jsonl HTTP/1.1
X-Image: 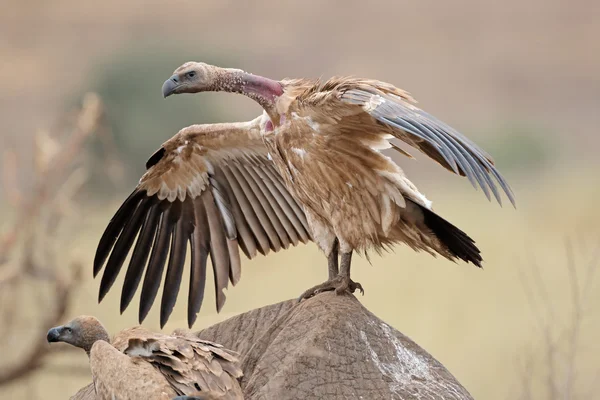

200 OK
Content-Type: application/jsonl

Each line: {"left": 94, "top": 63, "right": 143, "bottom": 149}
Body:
{"left": 1, "top": 1, "right": 599, "bottom": 399}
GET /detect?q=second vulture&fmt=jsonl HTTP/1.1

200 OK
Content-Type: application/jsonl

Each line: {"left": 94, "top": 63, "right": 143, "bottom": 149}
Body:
{"left": 94, "top": 62, "right": 514, "bottom": 328}
{"left": 47, "top": 316, "right": 243, "bottom": 400}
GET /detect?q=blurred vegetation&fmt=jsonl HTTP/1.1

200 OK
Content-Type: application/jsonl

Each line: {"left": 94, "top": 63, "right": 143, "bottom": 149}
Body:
{"left": 76, "top": 46, "right": 234, "bottom": 189}
{"left": 478, "top": 121, "right": 555, "bottom": 173}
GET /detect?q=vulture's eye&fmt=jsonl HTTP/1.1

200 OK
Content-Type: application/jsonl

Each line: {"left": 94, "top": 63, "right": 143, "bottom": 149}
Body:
{"left": 65, "top": 327, "right": 72, "bottom": 333}
{"left": 186, "top": 71, "right": 196, "bottom": 79}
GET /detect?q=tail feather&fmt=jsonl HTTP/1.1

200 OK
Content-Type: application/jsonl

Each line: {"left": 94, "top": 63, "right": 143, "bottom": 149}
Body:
{"left": 418, "top": 205, "right": 483, "bottom": 268}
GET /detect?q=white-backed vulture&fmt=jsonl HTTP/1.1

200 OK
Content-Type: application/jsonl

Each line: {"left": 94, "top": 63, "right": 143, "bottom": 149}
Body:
{"left": 159, "top": 62, "right": 514, "bottom": 300}
{"left": 94, "top": 63, "right": 514, "bottom": 327}
{"left": 46, "top": 316, "right": 243, "bottom": 400}
{"left": 93, "top": 119, "right": 311, "bottom": 328}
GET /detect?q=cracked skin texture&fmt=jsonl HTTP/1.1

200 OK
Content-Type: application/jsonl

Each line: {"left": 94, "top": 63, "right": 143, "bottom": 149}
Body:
{"left": 73, "top": 293, "right": 472, "bottom": 400}
{"left": 196, "top": 292, "right": 473, "bottom": 400}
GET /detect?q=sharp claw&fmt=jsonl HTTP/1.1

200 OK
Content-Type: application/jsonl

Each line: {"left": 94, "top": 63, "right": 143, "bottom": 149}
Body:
{"left": 298, "top": 290, "right": 315, "bottom": 302}
{"left": 354, "top": 283, "right": 365, "bottom": 295}
{"left": 299, "top": 276, "right": 365, "bottom": 301}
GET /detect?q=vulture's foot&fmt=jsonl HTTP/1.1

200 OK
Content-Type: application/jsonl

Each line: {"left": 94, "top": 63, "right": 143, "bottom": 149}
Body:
{"left": 297, "top": 276, "right": 364, "bottom": 302}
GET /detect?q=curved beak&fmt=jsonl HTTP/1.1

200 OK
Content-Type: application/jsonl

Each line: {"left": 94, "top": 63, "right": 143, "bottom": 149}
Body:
{"left": 162, "top": 75, "right": 180, "bottom": 98}
{"left": 47, "top": 327, "right": 61, "bottom": 343}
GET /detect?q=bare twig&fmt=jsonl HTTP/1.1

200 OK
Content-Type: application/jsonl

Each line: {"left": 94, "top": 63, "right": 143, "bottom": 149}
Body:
{"left": 0, "top": 93, "right": 108, "bottom": 386}
{"left": 563, "top": 239, "right": 580, "bottom": 399}
{"left": 0, "top": 264, "right": 82, "bottom": 385}
{"left": 515, "top": 239, "right": 600, "bottom": 400}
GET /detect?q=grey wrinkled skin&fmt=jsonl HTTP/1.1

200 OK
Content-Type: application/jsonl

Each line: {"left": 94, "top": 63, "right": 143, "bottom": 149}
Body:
{"left": 197, "top": 293, "right": 473, "bottom": 400}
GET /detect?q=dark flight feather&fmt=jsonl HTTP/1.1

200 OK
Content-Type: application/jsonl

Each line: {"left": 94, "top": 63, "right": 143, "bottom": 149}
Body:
{"left": 94, "top": 190, "right": 145, "bottom": 277}
{"left": 212, "top": 168, "right": 258, "bottom": 259}
{"left": 341, "top": 88, "right": 516, "bottom": 207}
{"left": 99, "top": 196, "right": 155, "bottom": 302}
{"left": 261, "top": 162, "right": 311, "bottom": 236}
{"left": 139, "top": 202, "right": 180, "bottom": 324}
{"left": 120, "top": 202, "right": 162, "bottom": 314}
{"left": 227, "top": 163, "right": 282, "bottom": 252}
{"left": 220, "top": 166, "right": 271, "bottom": 255}
{"left": 202, "top": 191, "right": 230, "bottom": 313}
{"left": 160, "top": 198, "right": 194, "bottom": 328}
{"left": 245, "top": 161, "right": 299, "bottom": 246}
{"left": 248, "top": 159, "right": 306, "bottom": 243}
{"left": 239, "top": 161, "right": 291, "bottom": 249}
{"left": 146, "top": 147, "right": 166, "bottom": 169}
{"left": 415, "top": 201, "right": 482, "bottom": 267}
{"left": 188, "top": 197, "right": 210, "bottom": 327}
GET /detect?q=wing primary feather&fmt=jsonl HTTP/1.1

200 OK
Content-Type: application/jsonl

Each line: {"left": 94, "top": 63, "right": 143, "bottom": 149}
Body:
{"left": 432, "top": 126, "right": 501, "bottom": 203}
{"left": 410, "top": 116, "right": 497, "bottom": 201}
{"left": 227, "top": 163, "right": 282, "bottom": 252}
{"left": 405, "top": 118, "right": 481, "bottom": 189}
{"left": 212, "top": 168, "right": 258, "bottom": 259}
{"left": 139, "top": 201, "right": 179, "bottom": 324}
{"left": 246, "top": 160, "right": 300, "bottom": 246}
{"left": 353, "top": 88, "right": 514, "bottom": 206}
{"left": 478, "top": 155, "right": 517, "bottom": 207}
{"left": 252, "top": 157, "right": 309, "bottom": 241}
{"left": 241, "top": 160, "right": 293, "bottom": 248}
{"left": 220, "top": 166, "right": 271, "bottom": 255}
{"left": 188, "top": 197, "right": 210, "bottom": 328}
{"left": 93, "top": 190, "right": 145, "bottom": 277}
{"left": 160, "top": 197, "right": 194, "bottom": 328}
{"left": 411, "top": 117, "right": 504, "bottom": 204}
{"left": 208, "top": 176, "right": 236, "bottom": 240}
{"left": 261, "top": 161, "right": 311, "bottom": 237}
{"left": 368, "top": 97, "right": 461, "bottom": 174}
{"left": 380, "top": 116, "right": 459, "bottom": 175}
{"left": 409, "top": 104, "right": 494, "bottom": 160}
{"left": 227, "top": 239, "right": 242, "bottom": 286}
{"left": 402, "top": 117, "right": 491, "bottom": 199}
{"left": 98, "top": 196, "right": 154, "bottom": 302}
{"left": 120, "top": 201, "right": 162, "bottom": 314}
{"left": 202, "top": 190, "right": 230, "bottom": 313}
{"left": 382, "top": 114, "right": 501, "bottom": 203}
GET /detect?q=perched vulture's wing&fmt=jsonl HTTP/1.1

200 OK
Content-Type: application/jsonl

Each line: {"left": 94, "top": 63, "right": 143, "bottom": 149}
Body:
{"left": 93, "top": 118, "right": 311, "bottom": 328}
{"left": 69, "top": 383, "right": 95, "bottom": 400}
{"left": 90, "top": 340, "right": 177, "bottom": 400}
{"left": 336, "top": 80, "right": 515, "bottom": 206}
{"left": 114, "top": 326, "right": 243, "bottom": 400}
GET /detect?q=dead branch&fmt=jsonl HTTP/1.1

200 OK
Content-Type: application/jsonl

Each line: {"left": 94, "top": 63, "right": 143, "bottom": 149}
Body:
{"left": 514, "top": 239, "right": 600, "bottom": 400}
{"left": 0, "top": 93, "right": 107, "bottom": 386}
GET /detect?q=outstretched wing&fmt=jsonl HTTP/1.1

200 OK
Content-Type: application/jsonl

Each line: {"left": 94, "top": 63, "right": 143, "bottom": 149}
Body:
{"left": 93, "top": 118, "right": 310, "bottom": 328}
{"left": 330, "top": 78, "right": 515, "bottom": 207}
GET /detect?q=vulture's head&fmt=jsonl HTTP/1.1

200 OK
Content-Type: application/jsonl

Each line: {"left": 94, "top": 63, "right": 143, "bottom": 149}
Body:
{"left": 47, "top": 315, "right": 111, "bottom": 354}
{"left": 163, "top": 61, "right": 220, "bottom": 98}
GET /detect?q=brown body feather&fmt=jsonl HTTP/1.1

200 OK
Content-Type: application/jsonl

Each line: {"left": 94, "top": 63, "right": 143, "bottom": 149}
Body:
{"left": 264, "top": 107, "right": 460, "bottom": 260}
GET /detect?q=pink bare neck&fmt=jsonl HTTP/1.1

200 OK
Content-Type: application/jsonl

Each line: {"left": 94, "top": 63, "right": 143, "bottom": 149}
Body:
{"left": 215, "top": 68, "right": 283, "bottom": 120}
